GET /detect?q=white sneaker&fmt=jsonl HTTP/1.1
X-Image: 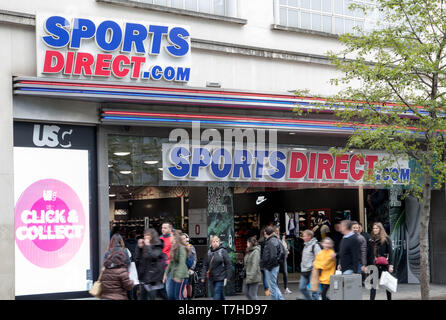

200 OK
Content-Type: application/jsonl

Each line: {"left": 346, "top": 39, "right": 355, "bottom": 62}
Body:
{"left": 285, "top": 288, "right": 292, "bottom": 294}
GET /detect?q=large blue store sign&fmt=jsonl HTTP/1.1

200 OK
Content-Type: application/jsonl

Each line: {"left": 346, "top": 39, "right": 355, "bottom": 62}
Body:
{"left": 36, "top": 13, "right": 191, "bottom": 83}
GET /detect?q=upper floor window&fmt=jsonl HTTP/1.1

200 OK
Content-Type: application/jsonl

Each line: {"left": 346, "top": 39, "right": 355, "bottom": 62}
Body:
{"left": 141, "top": 0, "right": 228, "bottom": 16}
{"left": 278, "top": 0, "right": 381, "bottom": 35}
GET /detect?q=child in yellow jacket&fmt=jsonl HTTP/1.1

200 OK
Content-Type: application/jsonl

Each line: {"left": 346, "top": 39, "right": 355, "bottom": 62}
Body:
{"left": 313, "top": 237, "right": 336, "bottom": 300}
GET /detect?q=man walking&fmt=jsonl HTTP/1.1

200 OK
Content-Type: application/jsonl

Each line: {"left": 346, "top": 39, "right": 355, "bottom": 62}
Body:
{"left": 352, "top": 221, "right": 367, "bottom": 273}
{"left": 160, "top": 222, "right": 173, "bottom": 299}
{"left": 337, "top": 220, "right": 360, "bottom": 275}
{"left": 298, "top": 230, "right": 321, "bottom": 300}
{"left": 260, "top": 226, "right": 284, "bottom": 300}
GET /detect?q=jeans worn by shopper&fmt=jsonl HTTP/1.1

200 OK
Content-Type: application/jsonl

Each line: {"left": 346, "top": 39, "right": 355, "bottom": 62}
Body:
{"left": 243, "top": 282, "right": 259, "bottom": 300}
{"left": 167, "top": 278, "right": 187, "bottom": 300}
{"left": 212, "top": 280, "right": 225, "bottom": 300}
{"left": 299, "top": 272, "right": 319, "bottom": 300}
{"left": 342, "top": 269, "right": 354, "bottom": 275}
{"left": 264, "top": 266, "right": 284, "bottom": 300}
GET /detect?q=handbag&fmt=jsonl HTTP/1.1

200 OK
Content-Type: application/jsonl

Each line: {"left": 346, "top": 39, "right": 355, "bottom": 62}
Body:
{"left": 89, "top": 267, "right": 105, "bottom": 299}
{"left": 375, "top": 256, "right": 389, "bottom": 266}
{"left": 206, "top": 254, "right": 215, "bottom": 279}
{"left": 379, "top": 271, "right": 398, "bottom": 293}
{"left": 310, "top": 269, "right": 320, "bottom": 292}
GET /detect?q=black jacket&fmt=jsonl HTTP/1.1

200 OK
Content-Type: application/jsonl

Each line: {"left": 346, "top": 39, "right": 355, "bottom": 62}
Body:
{"left": 372, "top": 236, "right": 393, "bottom": 266}
{"left": 338, "top": 233, "right": 361, "bottom": 273}
{"left": 135, "top": 242, "right": 166, "bottom": 284}
{"left": 361, "top": 232, "right": 375, "bottom": 266}
{"left": 202, "top": 245, "right": 232, "bottom": 282}
{"left": 260, "top": 235, "right": 281, "bottom": 271}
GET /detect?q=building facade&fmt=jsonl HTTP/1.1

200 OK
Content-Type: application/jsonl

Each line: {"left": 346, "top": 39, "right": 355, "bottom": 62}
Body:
{"left": 1, "top": 0, "right": 445, "bottom": 299}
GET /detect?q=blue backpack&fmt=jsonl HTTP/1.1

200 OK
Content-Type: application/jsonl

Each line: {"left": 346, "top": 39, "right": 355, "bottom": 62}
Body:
{"left": 186, "top": 249, "right": 195, "bottom": 269}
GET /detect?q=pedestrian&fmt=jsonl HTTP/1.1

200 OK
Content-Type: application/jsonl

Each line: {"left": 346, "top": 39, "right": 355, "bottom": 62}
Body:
{"left": 163, "top": 230, "right": 189, "bottom": 300}
{"left": 337, "top": 220, "right": 361, "bottom": 275}
{"left": 182, "top": 233, "right": 197, "bottom": 300}
{"left": 260, "top": 226, "right": 284, "bottom": 300}
{"left": 258, "top": 226, "right": 270, "bottom": 297}
{"left": 298, "top": 230, "right": 321, "bottom": 300}
{"left": 160, "top": 222, "right": 173, "bottom": 299}
{"left": 100, "top": 250, "right": 134, "bottom": 300}
{"left": 370, "top": 222, "right": 394, "bottom": 300}
{"left": 138, "top": 229, "right": 166, "bottom": 300}
{"left": 274, "top": 226, "right": 292, "bottom": 294}
{"left": 104, "top": 233, "right": 131, "bottom": 266}
{"left": 243, "top": 236, "right": 261, "bottom": 300}
{"left": 352, "top": 221, "right": 367, "bottom": 274}
{"left": 201, "top": 235, "right": 232, "bottom": 300}
{"left": 134, "top": 237, "right": 145, "bottom": 299}
{"left": 313, "top": 237, "right": 336, "bottom": 300}
{"left": 328, "top": 221, "right": 343, "bottom": 254}
{"left": 359, "top": 222, "right": 375, "bottom": 266}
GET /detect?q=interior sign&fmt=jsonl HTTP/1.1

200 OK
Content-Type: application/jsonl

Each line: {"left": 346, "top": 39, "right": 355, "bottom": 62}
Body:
{"left": 36, "top": 13, "right": 191, "bottom": 82}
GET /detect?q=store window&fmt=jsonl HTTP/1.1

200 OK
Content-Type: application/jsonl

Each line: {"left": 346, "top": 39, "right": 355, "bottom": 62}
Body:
{"left": 277, "top": 0, "right": 382, "bottom": 35}
{"left": 137, "top": 0, "right": 229, "bottom": 16}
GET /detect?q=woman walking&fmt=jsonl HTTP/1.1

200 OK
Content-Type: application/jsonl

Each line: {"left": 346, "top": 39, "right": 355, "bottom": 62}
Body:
{"left": 104, "top": 233, "right": 131, "bottom": 267}
{"left": 243, "top": 236, "right": 261, "bottom": 300}
{"left": 100, "top": 250, "right": 134, "bottom": 300}
{"left": 163, "top": 230, "right": 189, "bottom": 300}
{"left": 313, "top": 237, "right": 336, "bottom": 300}
{"left": 138, "top": 228, "right": 166, "bottom": 300}
{"left": 201, "top": 236, "right": 232, "bottom": 300}
{"left": 370, "top": 222, "right": 394, "bottom": 300}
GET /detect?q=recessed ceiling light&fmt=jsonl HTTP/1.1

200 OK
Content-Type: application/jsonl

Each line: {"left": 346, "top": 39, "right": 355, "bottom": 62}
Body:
{"left": 120, "top": 170, "right": 132, "bottom": 175}
{"left": 289, "top": 132, "right": 296, "bottom": 135}
{"left": 158, "top": 168, "right": 164, "bottom": 171}
{"left": 109, "top": 194, "right": 116, "bottom": 197}
{"left": 144, "top": 160, "right": 159, "bottom": 165}
{"left": 114, "top": 152, "right": 131, "bottom": 156}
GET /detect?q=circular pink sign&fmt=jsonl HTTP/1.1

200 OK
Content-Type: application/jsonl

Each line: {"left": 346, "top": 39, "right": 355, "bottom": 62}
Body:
{"left": 15, "top": 179, "right": 86, "bottom": 268}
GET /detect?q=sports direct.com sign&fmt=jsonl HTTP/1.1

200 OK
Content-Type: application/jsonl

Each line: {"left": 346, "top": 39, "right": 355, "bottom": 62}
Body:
{"left": 162, "top": 144, "right": 411, "bottom": 185}
{"left": 36, "top": 13, "right": 191, "bottom": 82}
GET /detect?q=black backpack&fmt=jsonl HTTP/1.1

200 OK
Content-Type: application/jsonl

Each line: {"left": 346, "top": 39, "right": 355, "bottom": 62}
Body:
{"left": 276, "top": 239, "right": 286, "bottom": 264}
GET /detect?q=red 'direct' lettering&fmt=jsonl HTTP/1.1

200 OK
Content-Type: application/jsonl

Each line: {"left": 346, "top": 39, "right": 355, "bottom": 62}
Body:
{"left": 349, "top": 155, "right": 365, "bottom": 181}
{"left": 43, "top": 50, "right": 65, "bottom": 73}
{"left": 63, "top": 51, "right": 75, "bottom": 75}
{"left": 289, "top": 152, "right": 308, "bottom": 179}
{"left": 112, "top": 55, "right": 131, "bottom": 78}
{"left": 94, "top": 54, "right": 112, "bottom": 77}
{"left": 130, "top": 56, "right": 146, "bottom": 79}
{"left": 316, "top": 153, "right": 334, "bottom": 180}
{"left": 365, "top": 155, "right": 379, "bottom": 177}
{"left": 307, "top": 153, "right": 317, "bottom": 180}
{"left": 334, "top": 154, "right": 349, "bottom": 180}
{"left": 73, "top": 52, "right": 94, "bottom": 76}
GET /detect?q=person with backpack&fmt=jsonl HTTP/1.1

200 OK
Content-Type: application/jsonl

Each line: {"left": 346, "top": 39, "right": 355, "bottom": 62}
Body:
{"left": 298, "top": 229, "right": 321, "bottom": 300}
{"left": 182, "top": 233, "right": 197, "bottom": 300}
{"left": 337, "top": 220, "right": 361, "bottom": 275}
{"left": 201, "top": 235, "right": 232, "bottom": 300}
{"left": 243, "top": 236, "right": 261, "bottom": 300}
{"left": 260, "top": 226, "right": 284, "bottom": 300}
{"left": 275, "top": 226, "right": 292, "bottom": 294}
{"left": 137, "top": 228, "right": 166, "bottom": 300}
{"left": 100, "top": 250, "right": 134, "bottom": 300}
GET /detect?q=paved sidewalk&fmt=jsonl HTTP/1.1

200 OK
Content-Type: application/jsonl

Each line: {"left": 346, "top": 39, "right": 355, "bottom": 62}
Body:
{"left": 195, "top": 282, "right": 446, "bottom": 300}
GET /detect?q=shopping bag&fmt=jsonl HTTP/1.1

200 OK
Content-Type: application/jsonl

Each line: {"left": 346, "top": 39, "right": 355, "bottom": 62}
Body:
{"left": 379, "top": 271, "right": 398, "bottom": 293}
{"left": 128, "top": 261, "right": 139, "bottom": 286}
{"left": 310, "top": 269, "right": 320, "bottom": 291}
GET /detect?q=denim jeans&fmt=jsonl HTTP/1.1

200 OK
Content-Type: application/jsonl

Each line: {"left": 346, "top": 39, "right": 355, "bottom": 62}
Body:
{"left": 167, "top": 278, "right": 187, "bottom": 300}
{"left": 163, "top": 272, "right": 172, "bottom": 299}
{"left": 262, "top": 270, "right": 269, "bottom": 290}
{"left": 264, "top": 266, "right": 284, "bottom": 300}
{"left": 343, "top": 269, "right": 354, "bottom": 275}
{"left": 299, "top": 272, "right": 319, "bottom": 300}
{"left": 212, "top": 281, "right": 225, "bottom": 300}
